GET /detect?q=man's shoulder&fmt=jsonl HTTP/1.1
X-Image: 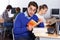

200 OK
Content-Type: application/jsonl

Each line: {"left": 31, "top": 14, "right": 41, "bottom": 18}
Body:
{"left": 32, "top": 14, "right": 38, "bottom": 18}
{"left": 17, "top": 12, "right": 25, "bottom": 17}
{"left": 31, "top": 14, "right": 39, "bottom": 21}
{"left": 15, "top": 12, "right": 25, "bottom": 20}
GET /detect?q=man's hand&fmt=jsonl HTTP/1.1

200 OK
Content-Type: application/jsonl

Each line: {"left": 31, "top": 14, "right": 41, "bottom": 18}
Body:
{"left": 27, "top": 25, "right": 33, "bottom": 31}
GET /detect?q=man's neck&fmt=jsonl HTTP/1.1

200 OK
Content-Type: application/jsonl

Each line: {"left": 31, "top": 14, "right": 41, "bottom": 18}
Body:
{"left": 27, "top": 11, "right": 31, "bottom": 17}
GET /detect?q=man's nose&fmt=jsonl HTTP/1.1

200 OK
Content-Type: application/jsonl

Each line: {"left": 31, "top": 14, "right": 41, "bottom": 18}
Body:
{"left": 31, "top": 10, "right": 34, "bottom": 13}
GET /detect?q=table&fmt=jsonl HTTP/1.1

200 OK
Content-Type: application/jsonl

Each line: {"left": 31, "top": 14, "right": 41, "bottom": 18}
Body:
{"left": 33, "top": 27, "right": 60, "bottom": 40}
{"left": 0, "top": 18, "right": 4, "bottom": 40}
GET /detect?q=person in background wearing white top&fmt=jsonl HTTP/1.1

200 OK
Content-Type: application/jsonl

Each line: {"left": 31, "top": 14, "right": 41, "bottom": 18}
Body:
{"left": 2, "top": 5, "right": 13, "bottom": 38}
{"left": 2, "top": 5, "right": 13, "bottom": 22}
{"left": 30, "top": 4, "right": 48, "bottom": 28}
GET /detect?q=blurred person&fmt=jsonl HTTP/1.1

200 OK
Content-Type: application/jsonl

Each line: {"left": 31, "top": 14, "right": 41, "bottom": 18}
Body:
{"left": 2, "top": 5, "right": 13, "bottom": 22}
{"left": 2, "top": 5, "right": 13, "bottom": 38}
{"left": 14, "top": 7, "right": 21, "bottom": 19}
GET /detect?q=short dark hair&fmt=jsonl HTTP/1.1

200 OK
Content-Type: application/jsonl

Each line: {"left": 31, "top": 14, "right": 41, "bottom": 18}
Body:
{"left": 39, "top": 4, "right": 48, "bottom": 11}
{"left": 28, "top": 1, "right": 38, "bottom": 9}
{"left": 6, "top": 5, "right": 12, "bottom": 9}
{"left": 16, "top": 7, "right": 21, "bottom": 12}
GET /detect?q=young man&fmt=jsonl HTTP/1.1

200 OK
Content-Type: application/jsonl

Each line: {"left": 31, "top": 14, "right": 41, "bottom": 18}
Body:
{"left": 13, "top": 1, "right": 38, "bottom": 40}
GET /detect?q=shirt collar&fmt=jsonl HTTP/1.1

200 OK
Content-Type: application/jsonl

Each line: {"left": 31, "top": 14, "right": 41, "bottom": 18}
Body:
{"left": 24, "top": 11, "right": 31, "bottom": 19}
{"left": 24, "top": 11, "right": 28, "bottom": 17}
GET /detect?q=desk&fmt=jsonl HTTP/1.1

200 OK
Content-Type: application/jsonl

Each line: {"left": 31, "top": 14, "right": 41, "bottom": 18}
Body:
{"left": 0, "top": 18, "right": 4, "bottom": 40}
{"left": 0, "top": 18, "right": 4, "bottom": 23}
{"left": 33, "top": 27, "right": 60, "bottom": 40}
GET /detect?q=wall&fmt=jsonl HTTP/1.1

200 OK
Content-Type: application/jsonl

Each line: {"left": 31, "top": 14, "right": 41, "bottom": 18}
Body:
{"left": 0, "top": 0, "right": 60, "bottom": 18}
{"left": 0, "top": 0, "right": 9, "bottom": 16}
{"left": 9, "top": 0, "right": 60, "bottom": 18}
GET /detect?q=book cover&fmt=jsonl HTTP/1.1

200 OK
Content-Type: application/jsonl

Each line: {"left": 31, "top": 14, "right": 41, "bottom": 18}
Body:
{"left": 27, "top": 19, "right": 37, "bottom": 27}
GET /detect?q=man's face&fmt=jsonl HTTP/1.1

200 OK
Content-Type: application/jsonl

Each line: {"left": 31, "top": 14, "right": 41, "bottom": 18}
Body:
{"left": 27, "top": 5, "right": 37, "bottom": 17}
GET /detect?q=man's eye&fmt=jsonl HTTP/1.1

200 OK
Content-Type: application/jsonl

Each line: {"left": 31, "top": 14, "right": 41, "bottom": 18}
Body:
{"left": 30, "top": 8, "right": 32, "bottom": 10}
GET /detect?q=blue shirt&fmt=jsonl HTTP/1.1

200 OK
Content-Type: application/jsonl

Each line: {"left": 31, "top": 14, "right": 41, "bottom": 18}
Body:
{"left": 13, "top": 12, "right": 31, "bottom": 38}
{"left": 30, "top": 14, "right": 44, "bottom": 28}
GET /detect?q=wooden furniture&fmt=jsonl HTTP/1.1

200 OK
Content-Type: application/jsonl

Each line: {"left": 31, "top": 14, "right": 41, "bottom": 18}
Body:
{"left": 0, "top": 18, "right": 4, "bottom": 40}
{"left": 0, "top": 18, "right": 4, "bottom": 23}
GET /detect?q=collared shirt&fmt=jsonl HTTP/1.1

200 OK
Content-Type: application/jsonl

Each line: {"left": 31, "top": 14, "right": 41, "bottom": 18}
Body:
{"left": 24, "top": 11, "right": 31, "bottom": 19}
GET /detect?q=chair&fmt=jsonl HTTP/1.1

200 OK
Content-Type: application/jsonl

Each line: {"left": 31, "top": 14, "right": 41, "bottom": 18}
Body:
{"left": 3, "top": 22, "right": 13, "bottom": 38}
{"left": 0, "top": 23, "right": 5, "bottom": 40}
{"left": 12, "top": 28, "right": 15, "bottom": 40}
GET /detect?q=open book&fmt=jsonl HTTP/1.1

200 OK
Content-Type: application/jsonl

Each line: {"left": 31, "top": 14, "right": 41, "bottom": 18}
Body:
{"left": 47, "top": 17, "right": 57, "bottom": 25}
{"left": 27, "top": 19, "right": 37, "bottom": 27}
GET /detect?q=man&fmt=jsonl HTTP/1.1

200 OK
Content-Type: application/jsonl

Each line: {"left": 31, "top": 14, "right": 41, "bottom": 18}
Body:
{"left": 13, "top": 1, "right": 38, "bottom": 40}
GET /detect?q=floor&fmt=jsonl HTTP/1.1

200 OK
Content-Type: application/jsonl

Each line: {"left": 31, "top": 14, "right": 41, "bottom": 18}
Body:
{"left": 0, "top": 34, "right": 13, "bottom": 40}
